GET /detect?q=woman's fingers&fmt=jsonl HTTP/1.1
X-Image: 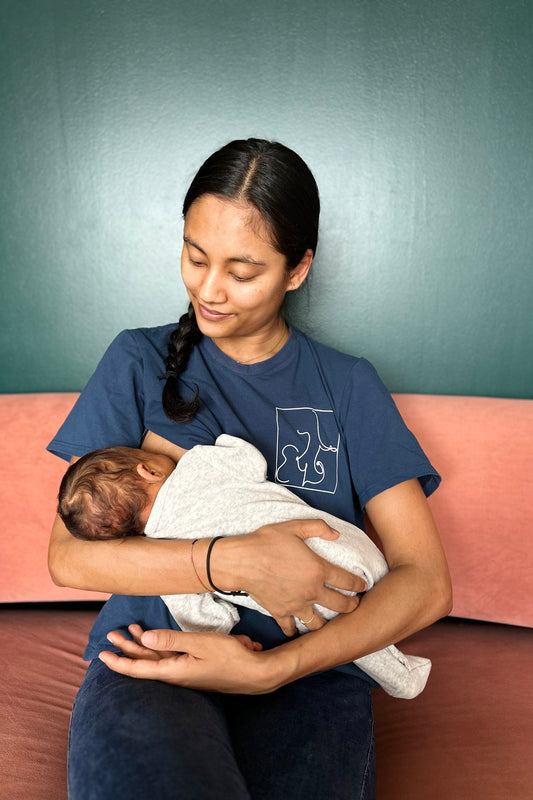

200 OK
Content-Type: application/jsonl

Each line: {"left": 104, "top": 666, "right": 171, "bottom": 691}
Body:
{"left": 106, "top": 625, "right": 179, "bottom": 660}
{"left": 272, "top": 608, "right": 328, "bottom": 636}
{"left": 106, "top": 629, "right": 162, "bottom": 660}
{"left": 99, "top": 649, "right": 188, "bottom": 681}
{"left": 128, "top": 623, "right": 145, "bottom": 641}
{"left": 231, "top": 634, "right": 263, "bottom": 652}
{"left": 273, "top": 614, "right": 297, "bottom": 636}
{"left": 99, "top": 630, "right": 273, "bottom": 694}
{"left": 315, "top": 584, "right": 363, "bottom": 614}
{"left": 296, "top": 522, "right": 367, "bottom": 595}
{"left": 100, "top": 630, "right": 201, "bottom": 684}
{"left": 128, "top": 623, "right": 179, "bottom": 656}
{"left": 296, "top": 609, "right": 327, "bottom": 632}
{"left": 141, "top": 628, "right": 184, "bottom": 652}
{"left": 298, "top": 519, "right": 341, "bottom": 541}
{"left": 321, "top": 561, "right": 367, "bottom": 596}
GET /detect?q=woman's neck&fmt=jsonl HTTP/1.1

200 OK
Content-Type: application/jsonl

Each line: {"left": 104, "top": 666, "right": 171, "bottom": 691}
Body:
{"left": 211, "top": 319, "right": 289, "bottom": 365}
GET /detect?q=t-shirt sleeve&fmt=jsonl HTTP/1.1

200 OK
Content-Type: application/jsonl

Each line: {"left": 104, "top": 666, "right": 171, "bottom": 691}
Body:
{"left": 47, "top": 328, "right": 223, "bottom": 462}
{"left": 339, "top": 359, "right": 440, "bottom": 509}
{"left": 47, "top": 330, "right": 147, "bottom": 460}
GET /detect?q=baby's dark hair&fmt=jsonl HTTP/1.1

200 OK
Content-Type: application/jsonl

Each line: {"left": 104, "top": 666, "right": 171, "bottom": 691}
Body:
{"left": 161, "top": 137, "right": 320, "bottom": 425}
{"left": 57, "top": 447, "right": 150, "bottom": 541}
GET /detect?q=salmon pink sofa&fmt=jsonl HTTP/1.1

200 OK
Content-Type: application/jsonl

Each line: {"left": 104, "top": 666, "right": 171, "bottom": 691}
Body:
{"left": 1, "top": 392, "right": 532, "bottom": 800}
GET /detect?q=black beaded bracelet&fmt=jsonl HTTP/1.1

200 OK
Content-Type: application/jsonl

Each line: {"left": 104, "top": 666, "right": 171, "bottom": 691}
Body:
{"left": 205, "top": 536, "right": 248, "bottom": 596}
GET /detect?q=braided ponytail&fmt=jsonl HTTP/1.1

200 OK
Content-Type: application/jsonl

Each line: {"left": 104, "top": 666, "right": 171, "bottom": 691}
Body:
{"left": 161, "top": 303, "right": 202, "bottom": 423}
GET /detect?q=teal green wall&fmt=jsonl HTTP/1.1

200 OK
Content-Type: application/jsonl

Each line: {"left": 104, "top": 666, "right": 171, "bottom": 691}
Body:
{"left": 1, "top": 0, "right": 532, "bottom": 397}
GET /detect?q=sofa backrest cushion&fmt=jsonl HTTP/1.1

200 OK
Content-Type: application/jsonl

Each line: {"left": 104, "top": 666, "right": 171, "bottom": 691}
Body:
{"left": 394, "top": 394, "right": 533, "bottom": 628}
{"left": 1, "top": 393, "right": 108, "bottom": 602}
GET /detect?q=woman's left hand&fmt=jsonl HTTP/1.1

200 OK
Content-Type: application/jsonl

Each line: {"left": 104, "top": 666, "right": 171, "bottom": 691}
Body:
{"left": 99, "top": 624, "right": 280, "bottom": 695}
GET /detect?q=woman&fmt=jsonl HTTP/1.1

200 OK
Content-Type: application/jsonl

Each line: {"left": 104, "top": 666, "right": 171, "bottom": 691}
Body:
{"left": 48, "top": 138, "right": 452, "bottom": 800}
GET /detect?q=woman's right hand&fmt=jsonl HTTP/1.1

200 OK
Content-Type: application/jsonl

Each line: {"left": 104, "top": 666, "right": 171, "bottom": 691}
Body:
{"left": 209, "top": 520, "right": 367, "bottom": 636}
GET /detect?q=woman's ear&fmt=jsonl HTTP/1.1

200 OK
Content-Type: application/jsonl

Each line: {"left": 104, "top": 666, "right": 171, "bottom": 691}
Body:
{"left": 286, "top": 248, "right": 313, "bottom": 292}
{"left": 136, "top": 463, "right": 164, "bottom": 483}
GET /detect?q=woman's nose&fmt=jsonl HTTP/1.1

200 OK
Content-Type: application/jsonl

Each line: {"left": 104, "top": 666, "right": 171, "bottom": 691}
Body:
{"left": 199, "top": 267, "right": 227, "bottom": 303}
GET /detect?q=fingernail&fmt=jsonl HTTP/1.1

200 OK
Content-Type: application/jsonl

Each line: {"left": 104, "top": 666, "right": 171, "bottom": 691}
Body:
{"left": 142, "top": 631, "right": 157, "bottom": 646}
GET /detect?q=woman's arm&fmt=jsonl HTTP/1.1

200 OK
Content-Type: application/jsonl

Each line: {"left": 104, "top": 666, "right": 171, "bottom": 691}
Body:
{"left": 49, "top": 512, "right": 207, "bottom": 595}
{"left": 49, "top": 514, "right": 364, "bottom": 622}
{"left": 99, "top": 478, "right": 452, "bottom": 693}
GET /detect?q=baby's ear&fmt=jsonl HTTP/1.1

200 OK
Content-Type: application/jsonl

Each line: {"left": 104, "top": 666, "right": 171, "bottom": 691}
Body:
{"left": 136, "top": 463, "right": 163, "bottom": 483}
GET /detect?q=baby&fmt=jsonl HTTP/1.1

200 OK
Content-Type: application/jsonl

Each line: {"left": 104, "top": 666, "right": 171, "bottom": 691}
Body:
{"left": 58, "top": 434, "right": 431, "bottom": 698}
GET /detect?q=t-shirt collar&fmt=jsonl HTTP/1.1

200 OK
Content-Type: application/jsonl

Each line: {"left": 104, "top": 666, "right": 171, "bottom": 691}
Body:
{"left": 199, "top": 326, "right": 298, "bottom": 374}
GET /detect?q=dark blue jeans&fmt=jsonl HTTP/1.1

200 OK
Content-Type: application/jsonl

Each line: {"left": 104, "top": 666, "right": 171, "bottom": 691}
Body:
{"left": 68, "top": 659, "right": 376, "bottom": 800}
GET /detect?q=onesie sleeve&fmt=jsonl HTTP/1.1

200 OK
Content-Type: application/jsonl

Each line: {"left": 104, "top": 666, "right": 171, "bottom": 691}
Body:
{"left": 339, "top": 359, "right": 440, "bottom": 509}
{"left": 47, "top": 330, "right": 147, "bottom": 461}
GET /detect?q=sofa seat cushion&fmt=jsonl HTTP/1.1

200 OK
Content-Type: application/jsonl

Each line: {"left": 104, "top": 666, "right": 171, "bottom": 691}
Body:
{"left": 373, "top": 618, "right": 533, "bottom": 799}
{"left": 1, "top": 609, "right": 532, "bottom": 800}
{"left": 1, "top": 605, "right": 99, "bottom": 800}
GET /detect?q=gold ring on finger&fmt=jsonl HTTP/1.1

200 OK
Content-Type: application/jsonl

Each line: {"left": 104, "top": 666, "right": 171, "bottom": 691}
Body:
{"left": 298, "top": 613, "right": 315, "bottom": 627}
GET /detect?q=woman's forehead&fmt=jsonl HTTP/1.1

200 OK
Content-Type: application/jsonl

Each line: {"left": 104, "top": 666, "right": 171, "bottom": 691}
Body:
{"left": 184, "top": 194, "right": 277, "bottom": 255}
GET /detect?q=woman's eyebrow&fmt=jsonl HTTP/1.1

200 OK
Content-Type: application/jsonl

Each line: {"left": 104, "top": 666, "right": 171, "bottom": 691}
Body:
{"left": 183, "top": 235, "right": 266, "bottom": 267}
{"left": 183, "top": 235, "right": 206, "bottom": 254}
{"left": 228, "top": 255, "right": 267, "bottom": 267}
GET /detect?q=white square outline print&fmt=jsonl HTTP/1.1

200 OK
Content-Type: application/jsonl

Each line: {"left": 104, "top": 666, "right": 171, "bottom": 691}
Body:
{"left": 275, "top": 407, "right": 340, "bottom": 494}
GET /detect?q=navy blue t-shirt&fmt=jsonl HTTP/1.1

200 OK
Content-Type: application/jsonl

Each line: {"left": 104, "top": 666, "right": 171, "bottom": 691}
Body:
{"left": 49, "top": 324, "right": 440, "bottom": 678}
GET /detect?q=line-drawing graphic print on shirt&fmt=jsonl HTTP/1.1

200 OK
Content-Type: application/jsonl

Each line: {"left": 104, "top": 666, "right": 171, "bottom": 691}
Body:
{"left": 275, "top": 407, "right": 340, "bottom": 494}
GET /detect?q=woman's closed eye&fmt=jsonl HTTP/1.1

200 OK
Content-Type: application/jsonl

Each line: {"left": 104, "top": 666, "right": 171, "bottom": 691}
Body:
{"left": 189, "top": 259, "right": 255, "bottom": 282}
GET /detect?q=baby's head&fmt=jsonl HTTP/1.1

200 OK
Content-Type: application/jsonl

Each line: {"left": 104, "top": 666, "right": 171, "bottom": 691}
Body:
{"left": 57, "top": 446, "right": 176, "bottom": 541}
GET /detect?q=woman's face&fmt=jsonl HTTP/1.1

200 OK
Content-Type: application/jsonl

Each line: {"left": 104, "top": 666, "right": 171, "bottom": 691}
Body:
{"left": 181, "top": 194, "right": 310, "bottom": 346}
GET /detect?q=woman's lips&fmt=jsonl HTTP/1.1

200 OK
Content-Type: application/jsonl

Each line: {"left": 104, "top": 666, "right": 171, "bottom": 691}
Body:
{"left": 198, "top": 304, "right": 234, "bottom": 321}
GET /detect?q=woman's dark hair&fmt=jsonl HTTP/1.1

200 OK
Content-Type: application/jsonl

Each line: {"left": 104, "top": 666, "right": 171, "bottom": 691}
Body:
{"left": 162, "top": 137, "right": 320, "bottom": 424}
